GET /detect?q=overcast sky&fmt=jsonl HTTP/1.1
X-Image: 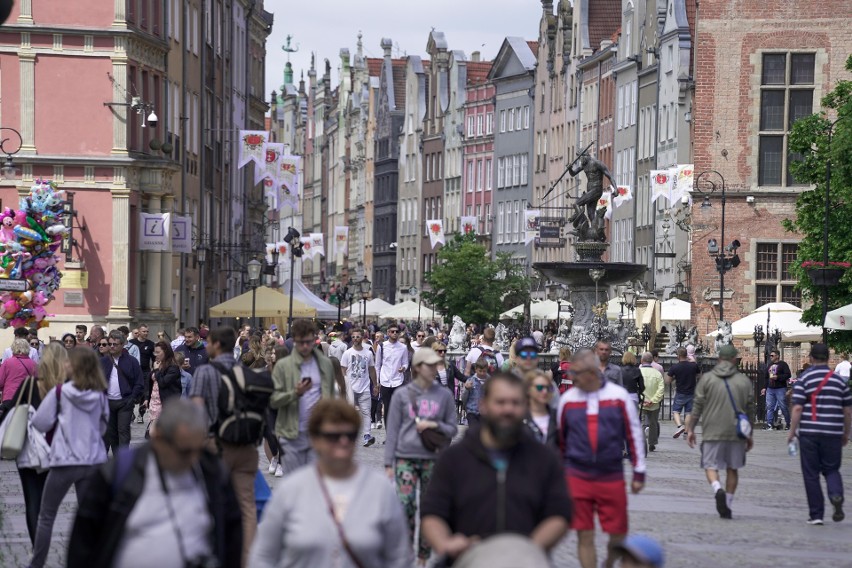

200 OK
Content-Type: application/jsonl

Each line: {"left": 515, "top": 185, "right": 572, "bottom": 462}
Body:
{"left": 263, "top": 0, "right": 542, "bottom": 96}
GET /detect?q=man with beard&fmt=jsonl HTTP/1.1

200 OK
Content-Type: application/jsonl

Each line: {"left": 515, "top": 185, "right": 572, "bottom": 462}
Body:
{"left": 421, "top": 372, "right": 572, "bottom": 564}
{"left": 558, "top": 349, "right": 645, "bottom": 568}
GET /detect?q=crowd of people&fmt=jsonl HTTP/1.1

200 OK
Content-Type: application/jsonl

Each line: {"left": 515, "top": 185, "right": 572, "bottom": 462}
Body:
{"left": 0, "top": 318, "right": 848, "bottom": 567}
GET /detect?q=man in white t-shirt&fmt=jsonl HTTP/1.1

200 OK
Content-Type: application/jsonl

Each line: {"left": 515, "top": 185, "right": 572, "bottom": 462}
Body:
{"left": 464, "top": 327, "right": 504, "bottom": 375}
{"left": 340, "top": 330, "right": 378, "bottom": 447}
{"left": 835, "top": 353, "right": 851, "bottom": 380}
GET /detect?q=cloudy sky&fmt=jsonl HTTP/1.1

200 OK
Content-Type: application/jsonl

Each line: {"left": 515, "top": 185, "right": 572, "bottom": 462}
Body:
{"left": 263, "top": 0, "right": 542, "bottom": 95}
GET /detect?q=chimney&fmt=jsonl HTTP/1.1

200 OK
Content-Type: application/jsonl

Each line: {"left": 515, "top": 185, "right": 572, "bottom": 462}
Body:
{"left": 381, "top": 38, "right": 393, "bottom": 59}
{"left": 471, "top": 51, "right": 481, "bottom": 62}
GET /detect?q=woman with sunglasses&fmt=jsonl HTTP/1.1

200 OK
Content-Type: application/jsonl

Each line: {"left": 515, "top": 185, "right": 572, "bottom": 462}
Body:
{"left": 143, "top": 342, "right": 182, "bottom": 431}
{"left": 423, "top": 337, "right": 465, "bottom": 422}
{"left": 250, "top": 399, "right": 412, "bottom": 567}
{"left": 523, "top": 370, "right": 559, "bottom": 448}
{"left": 96, "top": 338, "right": 109, "bottom": 358}
{"left": 61, "top": 333, "right": 77, "bottom": 350}
{"left": 385, "top": 348, "right": 458, "bottom": 566}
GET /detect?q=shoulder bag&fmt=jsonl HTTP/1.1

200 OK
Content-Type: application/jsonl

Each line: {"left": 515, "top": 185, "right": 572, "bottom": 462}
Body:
{"left": 0, "top": 375, "right": 36, "bottom": 460}
{"left": 315, "top": 466, "right": 367, "bottom": 568}
{"left": 722, "top": 378, "right": 752, "bottom": 440}
{"left": 407, "top": 387, "right": 450, "bottom": 452}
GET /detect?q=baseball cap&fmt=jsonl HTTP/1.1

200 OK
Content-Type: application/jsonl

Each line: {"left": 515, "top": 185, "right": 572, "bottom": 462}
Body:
{"left": 516, "top": 337, "right": 539, "bottom": 353}
{"left": 412, "top": 347, "right": 442, "bottom": 367}
{"left": 809, "top": 343, "right": 829, "bottom": 359}
{"left": 614, "top": 534, "right": 665, "bottom": 568}
{"left": 718, "top": 345, "right": 738, "bottom": 359}
{"left": 270, "top": 324, "right": 278, "bottom": 331}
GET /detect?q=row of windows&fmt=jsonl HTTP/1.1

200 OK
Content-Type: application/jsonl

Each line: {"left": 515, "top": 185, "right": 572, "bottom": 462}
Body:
{"left": 496, "top": 154, "right": 529, "bottom": 189}
{"left": 464, "top": 203, "right": 492, "bottom": 235}
{"left": 495, "top": 200, "right": 526, "bottom": 245}
{"left": 425, "top": 152, "right": 443, "bottom": 183}
{"left": 423, "top": 197, "right": 444, "bottom": 237}
{"left": 616, "top": 81, "right": 638, "bottom": 131}
{"left": 466, "top": 112, "right": 494, "bottom": 138}
{"left": 499, "top": 106, "right": 531, "bottom": 133}
{"left": 465, "top": 158, "right": 493, "bottom": 192}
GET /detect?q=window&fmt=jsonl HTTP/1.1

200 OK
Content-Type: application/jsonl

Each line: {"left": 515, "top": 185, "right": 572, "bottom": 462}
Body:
{"left": 486, "top": 158, "right": 492, "bottom": 190}
{"left": 540, "top": 82, "right": 545, "bottom": 112}
{"left": 496, "top": 203, "right": 504, "bottom": 244}
{"left": 512, "top": 155, "right": 520, "bottom": 186}
{"left": 617, "top": 86, "right": 624, "bottom": 130}
{"left": 476, "top": 114, "right": 483, "bottom": 136}
{"left": 524, "top": 106, "right": 530, "bottom": 129}
{"left": 515, "top": 107, "right": 522, "bottom": 130}
{"left": 497, "top": 157, "right": 505, "bottom": 188}
{"left": 505, "top": 156, "right": 513, "bottom": 187}
{"left": 520, "top": 154, "right": 528, "bottom": 185}
{"left": 467, "top": 116, "right": 475, "bottom": 137}
{"left": 477, "top": 160, "right": 483, "bottom": 190}
{"left": 500, "top": 110, "right": 506, "bottom": 132}
{"left": 467, "top": 160, "right": 474, "bottom": 192}
{"left": 192, "top": 7, "right": 199, "bottom": 55}
{"left": 755, "top": 242, "right": 802, "bottom": 308}
{"left": 508, "top": 109, "right": 515, "bottom": 132}
{"left": 486, "top": 112, "right": 493, "bottom": 134}
{"left": 759, "top": 52, "right": 815, "bottom": 186}
{"left": 630, "top": 81, "right": 637, "bottom": 126}
{"left": 485, "top": 204, "right": 491, "bottom": 234}
{"left": 667, "top": 45, "right": 674, "bottom": 72}
{"left": 514, "top": 201, "right": 521, "bottom": 242}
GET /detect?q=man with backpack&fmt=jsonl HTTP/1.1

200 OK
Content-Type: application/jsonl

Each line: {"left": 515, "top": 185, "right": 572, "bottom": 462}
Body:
{"left": 270, "top": 319, "right": 337, "bottom": 475}
{"left": 464, "top": 327, "right": 504, "bottom": 376}
{"left": 190, "top": 326, "right": 273, "bottom": 565}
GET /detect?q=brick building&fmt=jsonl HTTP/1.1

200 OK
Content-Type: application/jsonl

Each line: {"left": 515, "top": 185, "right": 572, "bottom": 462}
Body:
{"left": 690, "top": 0, "right": 852, "bottom": 340}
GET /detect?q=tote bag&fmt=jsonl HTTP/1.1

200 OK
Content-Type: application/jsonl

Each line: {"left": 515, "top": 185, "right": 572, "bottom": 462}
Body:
{"left": 0, "top": 378, "right": 35, "bottom": 460}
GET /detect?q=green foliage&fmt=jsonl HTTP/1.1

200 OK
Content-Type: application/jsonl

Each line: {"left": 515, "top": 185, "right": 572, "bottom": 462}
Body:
{"left": 785, "top": 55, "right": 852, "bottom": 349}
{"left": 423, "top": 233, "right": 531, "bottom": 326}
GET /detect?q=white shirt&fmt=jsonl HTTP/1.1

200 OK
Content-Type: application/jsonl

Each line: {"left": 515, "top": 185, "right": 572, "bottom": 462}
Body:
{"left": 465, "top": 345, "right": 505, "bottom": 369}
{"left": 340, "top": 346, "right": 375, "bottom": 394}
{"left": 107, "top": 356, "right": 123, "bottom": 400}
{"left": 298, "top": 357, "right": 322, "bottom": 430}
{"left": 2, "top": 347, "right": 39, "bottom": 364}
{"left": 113, "top": 454, "right": 212, "bottom": 568}
{"left": 532, "top": 413, "right": 550, "bottom": 439}
{"left": 376, "top": 340, "right": 409, "bottom": 388}
{"left": 835, "top": 360, "right": 851, "bottom": 379}
{"left": 411, "top": 341, "right": 422, "bottom": 353}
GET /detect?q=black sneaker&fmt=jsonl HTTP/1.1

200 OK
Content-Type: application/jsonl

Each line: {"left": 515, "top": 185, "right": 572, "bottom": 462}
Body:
{"left": 785, "top": 424, "right": 791, "bottom": 431}
{"left": 762, "top": 424, "right": 773, "bottom": 431}
{"left": 715, "top": 489, "right": 732, "bottom": 519}
{"left": 806, "top": 518, "right": 824, "bottom": 526}
{"left": 831, "top": 496, "right": 845, "bottom": 522}
{"left": 649, "top": 445, "right": 656, "bottom": 452}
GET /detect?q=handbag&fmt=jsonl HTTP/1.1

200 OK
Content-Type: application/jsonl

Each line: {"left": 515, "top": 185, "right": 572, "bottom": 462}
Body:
{"left": 407, "top": 388, "right": 450, "bottom": 453}
{"left": 17, "top": 404, "right": 50, "bottom": 471}
{"left": 722, "top": 378, "right": 752, "bottom": 440}
{"left": 315, "top": 466, "right": 367, "bottom": 568}
{"left": 1, "top": 377, "right": 36, "bottom": 460}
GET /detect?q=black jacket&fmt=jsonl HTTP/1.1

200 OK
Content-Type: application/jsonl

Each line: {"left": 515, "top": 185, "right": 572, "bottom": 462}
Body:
{"left": 523, "top": 408, "right": 559, "bottom": 449}
{"left": 150, "top": 363, "right": 182, "bottom": 403}
{"left": 100, "top": 351, "right": 144, "bottom": 402}
{"left": 621, "top": 364, "right": 645, "bottom": 395}
{"left": 767, "top": 360, "right": 792, "bottom": 389}
{"left": 67, "top": 444, "right": 243, "bottom": 568}
{"left": 421, "top": 427, "right": 572, "bottom": 545}
{"left": 440, "top": 361, "right": 464, "bottom": 398}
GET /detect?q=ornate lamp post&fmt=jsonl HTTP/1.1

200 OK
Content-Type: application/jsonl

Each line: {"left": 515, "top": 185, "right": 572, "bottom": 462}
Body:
{"left": 247, "top": 259, "right": 262, "bottom": 331}
{"left": 357, "top": 276, "right": 371, "bottom": 329}
{"left": 336, "top": 283, "right": 350, "bottom": 327}
{"left": 547, "top": 282, "right": 568, "bottom": 321}
{"left": 283, "top": 227, "right": 305, "bottom": 337}
{"left": 753, "top": 324, "right": 765, "bottom": 364}
{"left": 0, "top": 127, "right": 23, "bottom": 179}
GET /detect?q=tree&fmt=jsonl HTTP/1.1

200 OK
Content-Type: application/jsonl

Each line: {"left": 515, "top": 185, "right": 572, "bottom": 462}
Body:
{"left": 423, "top": 233, "right": 531, "bottom": 326}
{"left": 784, "top": 55, "right": 852, "bottom": 349}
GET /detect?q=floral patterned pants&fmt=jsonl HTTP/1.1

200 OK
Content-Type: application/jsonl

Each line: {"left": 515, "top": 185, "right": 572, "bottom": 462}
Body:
{"left": 394, "top": 457, "right": 436, "bottom": 561}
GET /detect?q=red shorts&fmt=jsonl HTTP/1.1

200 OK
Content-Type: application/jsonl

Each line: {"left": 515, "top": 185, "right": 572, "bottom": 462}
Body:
{"left": 566, "top": 475, "right": 628, "bottom": 534}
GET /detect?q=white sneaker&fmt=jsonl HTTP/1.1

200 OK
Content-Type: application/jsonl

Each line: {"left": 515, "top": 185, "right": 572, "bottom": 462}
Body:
{"left": 268, "top": 457, "right": 278, "bottom": 474}
{"left": 371, "top": 422, "right": 377, "bottom": 430}
{"left": 136, "top": 413, "right": 144, "bottom": 424}
{"left": 274, "top": 464, "right": 284, "bottom": 477}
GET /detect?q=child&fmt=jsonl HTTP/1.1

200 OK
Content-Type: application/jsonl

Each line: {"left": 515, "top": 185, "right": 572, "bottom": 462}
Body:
{"left": 463, "top": 358, "right": 490, "bottom": 428}
{"left": 175, "top": 351, "right": 193, "bottom": 398}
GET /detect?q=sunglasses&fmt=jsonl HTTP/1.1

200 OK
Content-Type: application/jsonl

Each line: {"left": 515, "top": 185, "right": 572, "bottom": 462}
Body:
{"left": 518, "top": 351, "right": 538, "bottom": 360}
{"left": 315, "top": 431, "right": 358, "bottom": 443}
{"left": 433, "top": 349, "right": 446, "bottom": 354}
{"left": 30, "top": 342, "right": 39, "bottom": 347}
{"left": 99, "top": 342, "right": 108, "bottom": 347}
{"left": 388, "top": 330, "right": 399, "bottom": 334}
{"left": 533, "top": 384, "right": 550, "bottom": 392}
{"left": 108, "top": 342, "right": 121, "bottom": 346}
{"left": 416, "top": 334, "right": 425, "bottom": 338}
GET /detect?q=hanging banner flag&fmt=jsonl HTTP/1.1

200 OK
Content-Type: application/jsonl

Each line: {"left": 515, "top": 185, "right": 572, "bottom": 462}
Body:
{"left": 171, "top": 215, "right": 192, "bottom": 254}
{"left": 673, "top": 163, "right": 694, "bottom": 202}
{"left": 523, "top": 210, "right": 540, "bottom": 245}
{"left": 459, "top": 216, "right": 477, "bottom": 236}
{"left": 596, "top": 191, "right": 613, "bottom": 220}
{"left": 278, "top": 154, "right": 301, "bottom": 197}
{"left": 309, "top": 232, "right": 325, "bottom": 258}
{"left": 612, "top": 185, "right": 633, "bottom": 208}
{"left": 256, "top": 143, "right": 285, "bottom": 185}
{"left": 333, "top": 226, "right": 349, "bottom": 256}
{"left": 265, "top": 242, "right": 277, "bottom": 264}
{"left": 427, "top": 219, "right": 445, "bottom": 249}
{"left": 650, "top": 170, "right": 673, "bottom": 203}
{"left": 238, "top": 130, "right": 269, "bottom": 168}
{"left": 300, "top": 236, "right": 314, "bottom": 259}
{"left": 139, "top": 212, "right": 171, "bottom": 251}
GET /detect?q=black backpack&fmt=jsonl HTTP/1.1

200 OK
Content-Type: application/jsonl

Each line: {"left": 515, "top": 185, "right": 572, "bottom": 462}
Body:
{"left": 210, "top": 362, "right": 274, "bottom": 445}
{"left": 477, "top": 346, "right": 500, "bottom": 375}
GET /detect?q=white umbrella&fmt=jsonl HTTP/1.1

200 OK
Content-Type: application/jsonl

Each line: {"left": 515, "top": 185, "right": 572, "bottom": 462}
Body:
{"left": 350, "top": 298, "right": 394, "bottom": 318}
{"left": 825, "top": 303, "right": 852, "bottom": 331}
{"left": 531, "top": 300, "right": 572, "bottom": 320}
{"left": 729, "top": 303, "right": 820, "bottom": 341}
{"left": 379, "top": 300, "right": 442, "bottom": 320}
{"left": 661, "top": 298, "right": 691, "bottom": 322}
{"left": 499, "top": 303, "right": 525, "bottom": 320}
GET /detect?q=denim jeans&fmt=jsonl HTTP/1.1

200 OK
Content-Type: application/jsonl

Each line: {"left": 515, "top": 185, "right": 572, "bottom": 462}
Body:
{"left": 799, "top": 434, "right": 844, "bottom": 521}
{"left": 31, "top": 465, "right": 95, "bottom": 568}
{"left": 352, "top": 390, "right": 372, "bottom": 438}
{"left": 765, "top": 387, "right": 790, "bottom": 425}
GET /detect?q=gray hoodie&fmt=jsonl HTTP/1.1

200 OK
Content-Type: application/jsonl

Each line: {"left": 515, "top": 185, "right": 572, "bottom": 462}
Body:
{"left": 32, "top": 383, "right": 109, "bottom": 468}
{"left": 384, "top": 381, "right": 458, "bottom": 466}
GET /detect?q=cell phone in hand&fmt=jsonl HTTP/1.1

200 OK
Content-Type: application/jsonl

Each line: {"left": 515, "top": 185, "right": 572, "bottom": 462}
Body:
{"left": 301, "top": 377, "right": 311, "bottom": 385}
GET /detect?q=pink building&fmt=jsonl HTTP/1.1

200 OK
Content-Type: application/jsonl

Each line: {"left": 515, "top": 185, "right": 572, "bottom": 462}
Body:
{"left": 462, "top": 59, "right": 494, "bottom": 245}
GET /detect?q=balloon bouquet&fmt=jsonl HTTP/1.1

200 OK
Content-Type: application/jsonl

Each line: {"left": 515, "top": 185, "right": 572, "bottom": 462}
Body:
{"left": 0, "top": 179, "right": 67, "bottom": 329}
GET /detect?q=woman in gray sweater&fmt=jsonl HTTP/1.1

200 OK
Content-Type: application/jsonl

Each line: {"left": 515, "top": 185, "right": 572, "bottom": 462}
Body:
{"left": 250, "top": 399, "right": 412, "bottom": 568}
{"left": 384, "top": 347, "right": 458, "bottom": 565}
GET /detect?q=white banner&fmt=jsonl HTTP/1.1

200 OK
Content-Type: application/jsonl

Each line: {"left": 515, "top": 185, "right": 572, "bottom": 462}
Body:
{"left": 524, "top": 210, "right": 539, "bottom": 245}
{"left": 460, "top": 216, "right": 477, "bottom": 235}
{"left": 333, "top": 226, "right": 349, "bottom": 256}
{"left": 300, "top": 236, "right": 314, "bottom": 259}
{"left": 427, "top": 219, "right": 445, "bottom": 249}
{"left": 650, "top": 170, "right": 674, "bottom": 203}
{"left": 139, "top": 212, "right": 171, "bottom": 251}
{"left": 171, "top": 215, "right": 192, "bottom": 254}
{"left": 672, "top": 164, "right": 694, "bottom": 202}
{"left": 309, "top": 232, "right": 325, "bottom": 258}
{"left": 238, "top": 130, "right": 269, "bottom": 169}
{"left": 612, "top": 185, "right": 633, "bottom": 208}
{"left": 256, "top": 143, "right": 284, "bottom": 185}
{"left": 596, "top": 190, "right": 613, "bottom": 220}
{"left": 278, "top": 154, "right": 301, "bottom": 197}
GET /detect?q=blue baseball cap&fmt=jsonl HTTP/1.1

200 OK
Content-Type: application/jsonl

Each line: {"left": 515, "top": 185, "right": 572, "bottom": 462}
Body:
{"left": 516, "top": 337, "right": 539, "bottom": 353}
{"left": 615, "top": 535, "right": 664, "bottom": 567}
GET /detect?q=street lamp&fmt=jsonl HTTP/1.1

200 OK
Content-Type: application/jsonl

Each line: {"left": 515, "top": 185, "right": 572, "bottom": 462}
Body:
{"left": 336, "top": 284, "right": 350, "bottom": 328}
{"left": 247, "top": 258, "right": 262, "bottom": 331}
{"left": 753, "top": 324, "right": 765, "bottom": 363}
{"left": 0, "top": 127, "right": 23, "bottom": 179}
{"left": 696, "top": 170, "right": 740, "bottom": 341}
{"left": 623, "top": 287, "right": 637, "bottom": 319}
{"left": 197, "top": 245, "right": 207, "bottom": 324}
{"left": 283, "top": 226, "right": 304, "bottom": 337}
{"left": 357, "top": 276, "right": 371, "bottom": 328}
{"left": 547, "top": 282, "right": 567, "bottom": 321}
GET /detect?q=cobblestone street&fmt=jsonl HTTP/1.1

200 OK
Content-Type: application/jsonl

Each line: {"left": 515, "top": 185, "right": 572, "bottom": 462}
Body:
{"left": 0, "top": 419, "right": 849, "bottom": 567}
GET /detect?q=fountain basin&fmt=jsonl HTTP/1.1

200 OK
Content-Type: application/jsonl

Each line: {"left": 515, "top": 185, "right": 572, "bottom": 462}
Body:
{"left": 533, "top": 262, "right": 648, "bottom": 288}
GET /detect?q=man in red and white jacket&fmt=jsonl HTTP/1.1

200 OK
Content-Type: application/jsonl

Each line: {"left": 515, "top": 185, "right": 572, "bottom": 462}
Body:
{"left": 558, "top": 349, "right": 646, "bottom": 568}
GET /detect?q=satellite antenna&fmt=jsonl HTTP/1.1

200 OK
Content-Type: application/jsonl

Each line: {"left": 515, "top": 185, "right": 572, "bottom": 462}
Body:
{"left": 282, "top": 34, "right": 299, "bottom": 62}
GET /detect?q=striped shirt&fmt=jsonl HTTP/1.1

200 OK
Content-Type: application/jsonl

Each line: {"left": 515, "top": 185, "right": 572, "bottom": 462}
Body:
{"left": 791, "top": 365, "right": 852, "bottom": 436}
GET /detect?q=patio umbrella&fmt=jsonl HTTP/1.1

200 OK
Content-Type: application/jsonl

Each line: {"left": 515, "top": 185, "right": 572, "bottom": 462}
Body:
{"left": 825, "top": 303, "right": 852, "bottom": 331}
{"left": 350, "top": 298, "right": 394, "bottom": 318}
{"left": 208, "top": 286, "right": 317, "bottom": 318}
{"left": 728, "top": 303, "right": 820, "bottom": 341}
{"left": 379, "top": 300, "right": 442, "bottom": 320}
{"left": 661, "top": 298, "right": 691, "bottom": 322}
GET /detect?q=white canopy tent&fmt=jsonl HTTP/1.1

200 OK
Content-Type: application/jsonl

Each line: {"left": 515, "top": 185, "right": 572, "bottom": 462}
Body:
{"left": 825, "top": 303, "right": 852, "bottom": 331}
{"left": 349, "top": 298, "right": 394, "bottom": 318}
{"left": 379, "top": 300, "right": 442, "bottom": 321}
{"left": 280, "top": 280, "right": 348, "bottom": 320}
{"left": 606, "top": 295, "right": 627, "bottom": 321}
{"left": 661, "top": 298, "right": 691, "bottom": 323}
{"left": 724, "top": 303, "right": 822, "bottom": 341}
{"left": 499, "top": 300, "right": 572, "bottom": 321}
